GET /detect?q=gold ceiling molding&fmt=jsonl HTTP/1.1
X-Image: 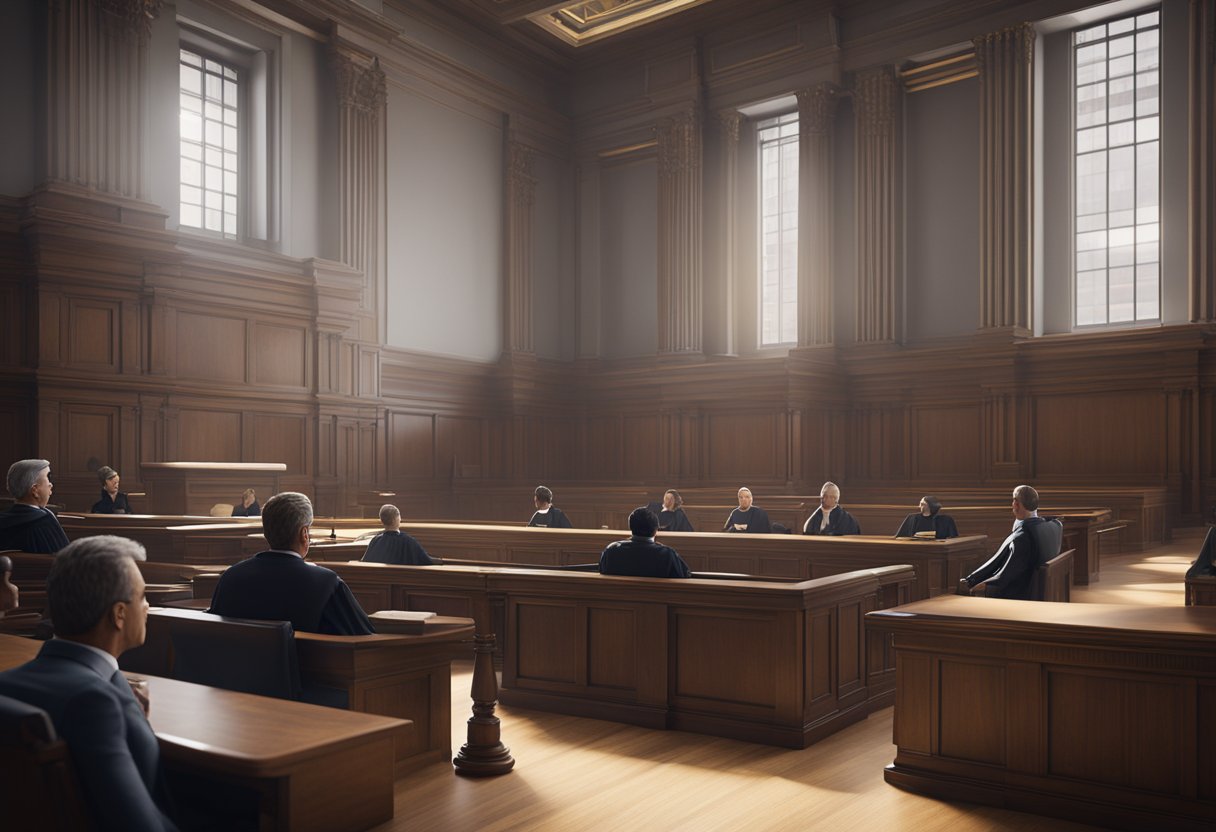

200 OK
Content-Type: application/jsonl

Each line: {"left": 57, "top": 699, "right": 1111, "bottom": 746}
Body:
{"left": 899, "top": 50, "right": 978, "bottom": 93}
{"left": 529, "top": 0, "right": 715, "bottom": 46}
{"left": 597, "top": 139, "right": 658, "bottom": 159}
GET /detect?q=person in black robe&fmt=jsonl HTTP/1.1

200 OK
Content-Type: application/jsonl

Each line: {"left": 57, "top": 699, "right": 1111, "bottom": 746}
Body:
{"left": 231, "top": 488, "right": 261, "bottom": 517}
{"left": 363, "top": 504, "right": 440, "bottom": 565}
{"left": 894, "top": 495, "right": 959, "bottom": 539}
{"left": 1184, "top": 525, "right": 1216, "bottom": 578}
{"left": 0, "top": 554, "right": 17, "bottom": 612}
{"left": 527, "top": 485, "right": 573, "bottom": 528}
{"left": 961, "top": 485, "right": 1063, "bottom": 600}
{"left": 655, "top": 489, "right": 694, "bottom": 532}
{"left": 600, "top": 507, "right": 691, "bottom": 578}
{"left": 723, "top": 487, "right": 772, "bottom": 534}
{"left": 91, "top": 466, "right": 133, "bottom": 514}
{"left": 208, "top": 492, "right": 374, "bottom": 635}
{"left": 803, "top": 482, "right": 861, "bottom": 536}
{"left": 0, "top": 459, "right": 70, "bottom": 554}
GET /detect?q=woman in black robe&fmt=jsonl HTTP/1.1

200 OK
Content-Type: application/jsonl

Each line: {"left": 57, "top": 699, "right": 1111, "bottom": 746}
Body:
{"left": 91, "top": 466, "right": 133, "bottom": 514}
{"left": 894, "top": 495, "right": 959, "bottom": 539}
{"left": 657, "top": 489, "right": 694, "bottom": 532}
{"left": 723, "top": 487, "right": 772, "bottom": 534}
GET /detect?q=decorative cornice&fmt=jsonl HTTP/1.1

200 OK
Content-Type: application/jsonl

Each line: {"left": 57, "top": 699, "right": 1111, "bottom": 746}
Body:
{"left": 797, "top": 83, "right": 839, "bottom": 135}
{"left": 657, "top": 109, "right": 701, "bottom": 177}
{"left": 332, "top": 49, "right": 387, "bottom": 116}
{"left": 854, "top": 68, "right": 898, "bottom": 135}
{"left": 973, "top": 22, "right": 1036, "bottom": 76}
{"left": 94, "top": 0, "right": 162, "bottom": 40}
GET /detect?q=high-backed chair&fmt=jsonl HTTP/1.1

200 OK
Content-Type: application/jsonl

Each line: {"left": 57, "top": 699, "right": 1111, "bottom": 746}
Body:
{"left": 0, "top": 694, "right": 93, "bottom": 831}
{"left": 1032, "top": 548, "right": 1075, "bottom": 602}
{"left": 166, "top": 611, "right": 302, "bottom": 700}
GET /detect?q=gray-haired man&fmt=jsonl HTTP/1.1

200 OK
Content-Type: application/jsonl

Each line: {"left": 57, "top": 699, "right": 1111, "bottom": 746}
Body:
{"left": 0, "top": 459, "right": 70, "bottom": 553}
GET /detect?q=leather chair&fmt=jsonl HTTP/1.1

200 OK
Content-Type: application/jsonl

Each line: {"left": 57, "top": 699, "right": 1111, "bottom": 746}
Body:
{"left": 162, "top": 609, "right": 302, "bottom": 700}
{"left": 0, "top": 694, "right": 92, "bottom": 830}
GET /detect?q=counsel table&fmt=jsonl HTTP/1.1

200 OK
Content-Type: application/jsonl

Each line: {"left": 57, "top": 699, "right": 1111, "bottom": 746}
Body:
{"left": 867, "top": 596, "right": 1216, "bottom": 832}
{"left": 0, "top": 633, "right": 406, "bottom": 832}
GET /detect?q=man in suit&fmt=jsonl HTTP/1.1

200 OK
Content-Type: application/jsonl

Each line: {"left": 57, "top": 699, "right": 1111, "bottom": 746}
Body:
{"left": 600, "top": 507, "right": 692, "bottom": 578}
{"left": 0, "top": 535, "right": 177, "bottom": 831}
{"left": 960, "top": 485, "right": 1064, "bottom": 600}
{"left": 803, "top": 482, "right": 861, "bottom": 536}
{"left": 362, "top": 504, "right": 440, "bottom": 565}
{"left": 208, "top": 491, "right": 375, "bottom": 635}
{"left": 0, "top": 458, "right": 70, "bottom": 553}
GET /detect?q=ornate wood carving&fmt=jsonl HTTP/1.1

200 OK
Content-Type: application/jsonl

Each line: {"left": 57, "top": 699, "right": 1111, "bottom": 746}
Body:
{"left": 505, "top": 138, "right": 536, "bottom": 354}
{"left": 853, "top": 67, "right": 901, "bottom": 344}
{"left": 797, "top": 83, "right": 838, "bottom": 347}
{"left": 657, "top": 108, "right": 703, "bottom": 354}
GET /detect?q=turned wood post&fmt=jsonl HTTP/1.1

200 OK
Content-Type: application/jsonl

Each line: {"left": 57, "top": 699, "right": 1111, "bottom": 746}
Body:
{"left": 453, "top": 633, "right": 514, "bottom": 776}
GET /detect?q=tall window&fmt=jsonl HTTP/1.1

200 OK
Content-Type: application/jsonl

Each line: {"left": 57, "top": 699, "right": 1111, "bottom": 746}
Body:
{"left": 179, "top": 48, "right": 240, "bottom": 238}
{"left": 758, "top": 112, "right": 799, "bottom": 345}
{"left": 1073, "top": 10, "right": 1160, "bottom": 326}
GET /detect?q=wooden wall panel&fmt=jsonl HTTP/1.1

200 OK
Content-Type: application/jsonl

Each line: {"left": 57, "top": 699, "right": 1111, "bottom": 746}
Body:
{"left": 65, "top": 406, "right": 117, "bottom": 472}
{"left": 388, "top": 412, "right": 434, "bottom": 479}
{"left": 67, "top": 300, "right": 117, "bottom": 369}
{"left": 176, "top": 312, "right": 246, "bottom": 383}
{"left": 437, "top": 416, "right": 483, "bottom": 480}
{"left": 913, "top": 405, "right": 981, "bottom": 478}
{"left": 706, "top": 413, "right": 782, "bottom": 481}
{"left": 586, "top": 417, "right": 621, "bottom": 480}
{"left": 252, "top": 324, "right": 308, "bottom": 388}
{"left": 248, "top": 413, "right": 307, "bottom": 472}
{"left": 1033, "top": 393, "right": 1166, "bottom": 478}
{"left": 176, "top": 409, "right": 241, "bottom": 462}
{"left": 621, "top": 415, "right": 660, "bottom": 480}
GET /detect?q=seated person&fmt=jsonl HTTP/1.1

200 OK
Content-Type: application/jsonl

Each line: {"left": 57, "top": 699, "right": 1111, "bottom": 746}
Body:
{"left": 0, "top": 459, "right": 70, "bottom": 554}
{"left": 894, "top": 495, "right": 958, "bottom": 539}
{"left": 723, "top": 487, "right": 772, "bottom": 534}
{"left": 0, "top": 554, "right": 17, "bottom": 612}
{"left": 91, "top": 466, "right": 133, "bottom": 515}
{"left": 527, "top": 486, "right": 573, "bottom": 528}
{"left": 656, "top": 489, "right": 694, "bottom": 532}
{"left": 0, "top": 536, "right": 178, "bottom": 831}
{"left": 231, "top": 488, "right": 261, "bottom": 517}
{"left": 1185, "top": 526, "right": 1216, "bottom": 578}
{"left": 208, "top": 492, "right": 375, "bottom": 635}
{"left": 362, "top": 504, "right": 440, "bottom": 565}
{"left": 803, "top": 482, "right": 861, "bottom": 536}
{"left": 600, "top": 507, "right": 691, "bottom": 578}
{"left": 960, "top": 485, "right": 1063, "bottom": 600}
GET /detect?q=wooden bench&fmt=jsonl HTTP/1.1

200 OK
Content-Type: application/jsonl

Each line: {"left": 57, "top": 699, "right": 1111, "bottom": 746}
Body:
{"left": 1033, "top": 548, "right": 1074, "bottom": 602}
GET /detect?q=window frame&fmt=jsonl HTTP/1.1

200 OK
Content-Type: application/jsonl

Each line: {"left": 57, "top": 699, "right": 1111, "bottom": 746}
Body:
{"left": 755, "top": 110, "right": 800, "bottom": 348}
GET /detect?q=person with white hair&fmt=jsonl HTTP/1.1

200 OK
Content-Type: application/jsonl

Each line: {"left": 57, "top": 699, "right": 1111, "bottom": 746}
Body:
{"left": 802, "top": 482, "right": 861, "bottom": 536}
{"left": 362, "top": 504, "right": 439, "bottom": 565}
{"left": 722, "top": 487, "right": 773, "bottom": 534}
{"left": 0, "top": 458, "right": 70, "bottom": 553}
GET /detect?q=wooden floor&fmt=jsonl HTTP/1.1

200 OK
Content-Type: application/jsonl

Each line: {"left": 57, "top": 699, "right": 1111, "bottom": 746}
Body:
{"left": 374, "top": 532, "right": 1204, "bottom": 832}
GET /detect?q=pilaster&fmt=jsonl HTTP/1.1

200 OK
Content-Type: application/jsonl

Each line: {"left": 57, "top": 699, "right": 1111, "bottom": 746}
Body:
{"left": 797, "top": 83, "right": 839, "bottom": 347}
{"left": 854, "top": 67, "right": 901, "bottom": 344}
{"left": 657, "top": 107, "right": 703, "bottom": 354}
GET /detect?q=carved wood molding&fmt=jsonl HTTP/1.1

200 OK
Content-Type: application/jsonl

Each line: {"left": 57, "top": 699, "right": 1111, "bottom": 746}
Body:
{"left": 505, "top": 138, "right": 536, "bottom": 355}
{"left": 657, "top": 106, "right": 703, "bottom": 354}
{"left": 798, "top": 82, "right": 838, "bottom": 348}
{"left": 853, "top": 67, "right": 900, "bottom": 344}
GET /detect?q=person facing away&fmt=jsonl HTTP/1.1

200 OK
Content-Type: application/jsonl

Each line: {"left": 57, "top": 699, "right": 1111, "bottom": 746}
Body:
{"left": 208, "top": 491, "right": 375, "bottom": 635}
{"left": 894, "top": 495, "right": 959, "bottom": 539}
{"left": 0, "top": 459, "right": 71, "bottom": 554}
{"left": 527, "top": 485, "right": 573, "bottom": 528}
{"left": 231, "top": 488, "right": 260, "bottom": 517}
{"left": 960, "top": 485, "right": 1063, "bottom": 601}
{"left": 91, "top": 466, "right": 133, "bottom": 515}
{"left": 0, "top": 536, "right": 178, "bottom": 831}
{"left": 362, "top": 504, "right": 440, "bottom": 565}
{"left": 599, "top": 507, "right": 691, "bottom": 578}
{"left": 0, "top": 554, "right": 18, "bottom": 613}
{"left": 656, "top": 489, "right": 694, "bottom": 532}
{"left": 723, "top": 487, "right": 772, "bottom": 534}
{"left": 803, "top": 482, "right": 862, "bottom": 536}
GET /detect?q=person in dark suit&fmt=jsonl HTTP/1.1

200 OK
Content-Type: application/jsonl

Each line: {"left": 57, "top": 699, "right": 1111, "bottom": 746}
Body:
{"left": 231, "top": 488, "right": 261, "bottom": 517}
{"left": 803, "top": 482, "right": 861, "bottom": 536}
{"left": 208, "top": 492, "right": 375, "bottom": 635}
{"left": 723, "top": 487, "right": 773, "bottom": 534}
{"left": 600, "top": 507, "right": 691, "bottom": 578}
{"left": 362, "top": 504, "right": 440, "bottom": 565}
{"left": 0, "top": 459, "right": 70, "bottom": 554}
{"left": 960, "top": 485, "right": 1064, "bottom": 600}
{"left": 0, "top": 535, "right": 177, "bottom": 831}
{"left": 91, "top": 466, "right": 133, "bottom": 515}
{"left": 527, "top": 486, "right": 573, "bottom": 528}
{"left": 894, "top": 495, "right": 959, "bottom": 539}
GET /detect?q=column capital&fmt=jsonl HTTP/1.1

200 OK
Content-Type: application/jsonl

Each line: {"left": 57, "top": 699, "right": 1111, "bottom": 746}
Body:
{"left": 93, "top": 0, "right": 162, "bottom": 40}
{"left": 854, "top": 67, "right": 899, "bottom": 135}
{"left": 973, "top": 22, "right": 1036, "bottom": 74}
{"left": 716, "top": 110, "right": 743, "bottom": 144}
{"left": 658, "top": 109, "right": 701, "bottom": 178}
{"left": 331, "top": 50, "right": 387, "bottom": 116}
{"left": 797, "top": 83, "right": 839, "bottom": 135}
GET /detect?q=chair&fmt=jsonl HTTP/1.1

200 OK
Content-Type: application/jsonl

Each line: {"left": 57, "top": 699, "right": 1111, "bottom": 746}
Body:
{"left": 1032, "top": 548, "right": 1075, "bottom": 602}
{"left": 0, "top": 694, "right": 93, "bottom": 831}
{"left": 164, "top": 609, "right": 302, "bottom": 700}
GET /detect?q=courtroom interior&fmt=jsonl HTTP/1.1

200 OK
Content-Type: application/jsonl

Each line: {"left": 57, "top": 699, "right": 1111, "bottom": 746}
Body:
{"left": 0, "top": 0, "right": 1214, "bottom": 829}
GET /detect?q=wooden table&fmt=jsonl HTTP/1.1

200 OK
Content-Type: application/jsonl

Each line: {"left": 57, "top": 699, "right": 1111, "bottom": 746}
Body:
{"left": 866, "top": 596, "right": 1216, "bottom": 832}
{"left": 0, "top": 633, "right": 406, "bottom": 832}
{"left": 140, "top": 462, "right": 286, "bottom": 515}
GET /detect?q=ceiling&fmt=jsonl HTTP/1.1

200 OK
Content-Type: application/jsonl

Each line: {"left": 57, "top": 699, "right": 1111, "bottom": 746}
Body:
{"left": 460, "top": 0, "right": 720, "bottom": 46}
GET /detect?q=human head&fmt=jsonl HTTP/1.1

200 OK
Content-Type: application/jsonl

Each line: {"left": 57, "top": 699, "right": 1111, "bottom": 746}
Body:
{"left": 262, "top": 492, "right": 314, "bottom": 553}
{"left": 663, "top": 489, "right": 682, "bottom": 511}
{"left": 820, "top": 482, "right": 840, "bottom": 511}
{"left": 534, "top": 486, "right": 553, "bottom": 509}
{"left": 629, "top": 507, "right": 660, "bottom": 538}
{"left": 0, "top": 554, "right": 17, "bottom": 613}
{"left": 1012, "top": 484, "right": 1039, "bottom": 519}
{"left": 242, "top": 488, "right": 257, "bottom": 507}
{"left": 379, "top": 503, "right": 402, "bottom": 529}
{"left": 8, "top": 459, "right": 52, "bottom": 506}
{"left": 738, "top": 487, "right": 753, "bottom": 510}
{"left": 47, "top": 536, "right": 148, "bottom": 653}
{"left": 98, "top": 466, "right": 119, "bottom": 494}
{"left": 920, "top": 495, "right": 942, "bottom": 517}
